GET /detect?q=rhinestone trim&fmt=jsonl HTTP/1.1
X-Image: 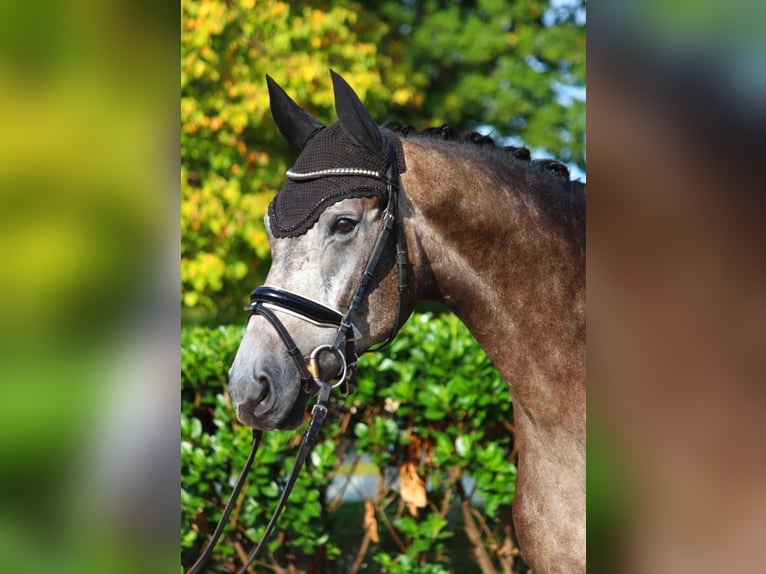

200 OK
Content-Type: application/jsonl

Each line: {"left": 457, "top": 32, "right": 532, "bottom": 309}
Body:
{"left": 286, "top": 167, "right": 381, "bottom": 180}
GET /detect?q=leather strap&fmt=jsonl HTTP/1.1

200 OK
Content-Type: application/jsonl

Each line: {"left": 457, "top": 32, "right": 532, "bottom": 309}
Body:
{"left": 186, "top": 383, "right": 332, "bottom": 574}
{"left": 248, "top": 301, "right": 315, "bottom": 392}
{"left": 186, "top": 429, "right": 263, "bottom": 574}
{"left": 236, "top": 382, "right": 332, "bottom": 573}
{"left": 250, "top": 286, "right": 345, "bottom": 329}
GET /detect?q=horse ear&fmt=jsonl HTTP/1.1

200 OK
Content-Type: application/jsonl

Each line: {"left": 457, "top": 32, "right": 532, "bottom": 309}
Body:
{"left": 330, "top": 70, "right": 385, "bottom": 154}
{"left": 266, "top": 74, "right": 324, "bottom": 151}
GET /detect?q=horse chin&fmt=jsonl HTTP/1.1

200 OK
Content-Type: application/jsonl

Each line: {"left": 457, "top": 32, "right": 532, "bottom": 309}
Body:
{"left": 277, "top": 391, "right": 311, "bottom": 430}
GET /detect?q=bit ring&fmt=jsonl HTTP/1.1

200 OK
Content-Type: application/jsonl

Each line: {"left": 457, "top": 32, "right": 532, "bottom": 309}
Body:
{"left": 307, "top": 344, "right": 348, "bottom": 389}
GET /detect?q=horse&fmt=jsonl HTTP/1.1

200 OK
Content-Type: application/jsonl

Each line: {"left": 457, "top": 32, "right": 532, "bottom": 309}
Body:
{"left": 228, "top": 71, "right": 586, "bottom": 573}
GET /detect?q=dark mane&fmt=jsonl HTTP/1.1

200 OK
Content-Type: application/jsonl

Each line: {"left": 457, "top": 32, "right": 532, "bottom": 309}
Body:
{"left": 384, "top": 122, "right": 583, "bottom": 186}
{"left": 384, "top": 122, "right": 585, "bottom": 238}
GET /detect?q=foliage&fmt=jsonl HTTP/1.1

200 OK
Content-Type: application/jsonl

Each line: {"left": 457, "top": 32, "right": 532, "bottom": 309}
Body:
{"left": 181, "top": 0, "right": 417, "bottom": 325}
{"left": 181, "top": 313, "right": 524, "bottom": 573}
{"left": 181, "top": 0, "right": 585, "bottom": 325}
{"left": 369, "top": 0, "right": 586, "bottom": 167}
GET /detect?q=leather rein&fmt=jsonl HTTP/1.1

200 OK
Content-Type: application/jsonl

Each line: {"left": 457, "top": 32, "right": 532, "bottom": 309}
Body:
{"left": 187, "top": 139, "right": 406, "bottom": 573}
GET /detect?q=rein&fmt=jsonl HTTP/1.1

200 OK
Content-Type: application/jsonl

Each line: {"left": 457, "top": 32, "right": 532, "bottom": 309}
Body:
{"left": 187, "top": 383, "right": 332, "bottom": 574}
{"left": 187, "top": 138, "right": 406, "bottom": 573}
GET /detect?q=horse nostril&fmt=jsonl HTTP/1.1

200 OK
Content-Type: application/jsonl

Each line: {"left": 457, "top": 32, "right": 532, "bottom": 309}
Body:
{"left": 254, "top": 373, "right": 271, "bottom": 404}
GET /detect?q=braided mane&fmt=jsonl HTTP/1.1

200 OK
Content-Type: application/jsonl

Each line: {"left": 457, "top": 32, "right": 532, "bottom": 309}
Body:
{"left": 384, "top": 122, "right": 580, "bottom": 186}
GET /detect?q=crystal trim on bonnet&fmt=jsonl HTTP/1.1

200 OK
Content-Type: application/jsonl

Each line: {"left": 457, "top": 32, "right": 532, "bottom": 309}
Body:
{"left": 286, "top": 167, "right": 381, "bottom": 180}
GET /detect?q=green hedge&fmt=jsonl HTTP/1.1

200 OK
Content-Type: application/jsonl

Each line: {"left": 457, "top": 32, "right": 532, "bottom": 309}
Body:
{"left": 181, "top": 313, "right": 524, "bottom": 573}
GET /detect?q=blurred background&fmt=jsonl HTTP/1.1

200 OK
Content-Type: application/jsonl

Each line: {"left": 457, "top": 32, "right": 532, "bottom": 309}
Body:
{"left": 1, "top": 0, "right": 764, "bottom": 572}
{"left": 0, "top": 0, "right": 178, "bottom": 572}
{"left": 588, "top": 1, "right": 766, "bottom": 573}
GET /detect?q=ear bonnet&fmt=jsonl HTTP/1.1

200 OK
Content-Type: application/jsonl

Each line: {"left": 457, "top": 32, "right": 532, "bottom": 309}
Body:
{"left": 268, "top": 124, "right": 403, "bottom": 237}
{"left": 266, "top": 72, "right": 405, "bottom": 238}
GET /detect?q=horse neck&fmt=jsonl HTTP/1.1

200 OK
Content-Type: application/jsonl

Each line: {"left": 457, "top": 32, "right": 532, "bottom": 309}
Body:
{"left": 399, "top": 138, "right": 585, "bottom": 421}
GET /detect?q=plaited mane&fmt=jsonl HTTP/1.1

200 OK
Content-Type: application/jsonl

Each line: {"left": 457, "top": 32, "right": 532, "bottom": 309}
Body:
{"left": 268, "top": 123, "right": 405, "bottom": 238}
{"left": 384, "top": 122, "right": 576, "bottom": 182}
{"left": 384, "top": 122, "right": 585, "bottom": 247}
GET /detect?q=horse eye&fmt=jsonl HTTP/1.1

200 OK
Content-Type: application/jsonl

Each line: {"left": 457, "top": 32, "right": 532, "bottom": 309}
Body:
{"left": 332, "top": 217, "right": 357, "bottom": 235}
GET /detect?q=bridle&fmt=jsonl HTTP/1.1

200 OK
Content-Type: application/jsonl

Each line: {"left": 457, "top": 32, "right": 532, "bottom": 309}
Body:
{"left": 187, "top": 138, "right": 407, "bottom": 573}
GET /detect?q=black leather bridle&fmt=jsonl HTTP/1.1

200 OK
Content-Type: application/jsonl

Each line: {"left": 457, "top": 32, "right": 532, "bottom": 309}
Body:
{"left": 246, "top": 286, "right": 357, "bottom": 395}
{"left": 187, "top": 138, "right": 407, "bottom": 574}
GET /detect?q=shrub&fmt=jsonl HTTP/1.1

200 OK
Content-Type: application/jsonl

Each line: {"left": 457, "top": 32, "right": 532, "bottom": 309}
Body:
{"left": 181, "top": 313, "right": 524, "bottom": 573}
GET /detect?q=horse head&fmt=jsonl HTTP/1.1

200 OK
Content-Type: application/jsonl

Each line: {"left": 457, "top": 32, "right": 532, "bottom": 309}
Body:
{"left": 229, "top": 72, "right": 413, "bottom": 430}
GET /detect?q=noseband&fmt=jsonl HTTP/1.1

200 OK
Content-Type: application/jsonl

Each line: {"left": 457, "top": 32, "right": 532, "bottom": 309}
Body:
{"left": 247, "top": 286, "right": 358, "bottom": 394}
{"left": 187, "top": 138, "right": 407, "bottom": 574}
